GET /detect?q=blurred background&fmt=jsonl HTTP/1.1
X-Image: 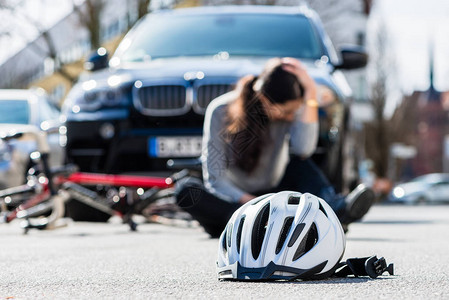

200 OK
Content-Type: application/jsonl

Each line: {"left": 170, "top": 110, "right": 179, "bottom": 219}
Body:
{"left": 1, "top": 0, "right": 449, "bottom": 202}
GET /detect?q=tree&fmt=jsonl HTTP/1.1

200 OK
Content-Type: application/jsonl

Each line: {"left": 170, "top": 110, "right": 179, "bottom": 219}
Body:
{"left": 0, "top": 0, "right": 77, "bottom": 83}
{"left": 72, "top": 0, "right": 104, "bottom": 50}
{"left": 302, "top": 0, "right": 364, "bottom": 46}
{"left": 138, "top": 0, "right": 151, "bottom": 18}
{"left": 74, "top": 0, "right": 152, "bottom": 48}
{"left": 364, "top": 21, "right": 392, "bottom": 179}
{"left": 0, "top": 0, "right": 153, "bottom": 88}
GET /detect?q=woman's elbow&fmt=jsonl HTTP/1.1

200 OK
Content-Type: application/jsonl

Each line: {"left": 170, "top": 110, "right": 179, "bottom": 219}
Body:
{"left": 291, "top": 142, "right": 317, "bottom": 158}
{"left": 296, "top": 147, "right": 316, "bottom": 159}
{"left": 302, "top": 146, "right": 316, "bottom": 158}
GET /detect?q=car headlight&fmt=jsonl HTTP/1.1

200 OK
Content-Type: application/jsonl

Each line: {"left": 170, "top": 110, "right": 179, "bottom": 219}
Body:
{"left": 84, "top": 88, "right": 123, "bottom": 106}
{"left": 392, "top": 187, "right": 405, "bottom": 198}
{"left": 69, "top": 87, "right": 125, "bottom": 112}
{"left": 68, "top": 78, "right": 127, "bottom": 113}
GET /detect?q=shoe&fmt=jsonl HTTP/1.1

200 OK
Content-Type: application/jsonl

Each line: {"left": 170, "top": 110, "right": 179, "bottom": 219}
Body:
{"left": 341, "top": 184, "right": 375, "bottom": 225}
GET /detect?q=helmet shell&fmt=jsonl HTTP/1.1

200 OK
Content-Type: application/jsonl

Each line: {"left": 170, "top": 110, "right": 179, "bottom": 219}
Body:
{"left": 217, "top": 191, "right": 346, "bottom": 280}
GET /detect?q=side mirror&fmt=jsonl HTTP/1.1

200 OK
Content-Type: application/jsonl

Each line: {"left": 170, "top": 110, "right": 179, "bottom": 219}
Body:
{"left": 84, "top": 47, "right": 109, "bottom": 71}
{"left": 335, "top": 45, "right": 368, "bottom": 70}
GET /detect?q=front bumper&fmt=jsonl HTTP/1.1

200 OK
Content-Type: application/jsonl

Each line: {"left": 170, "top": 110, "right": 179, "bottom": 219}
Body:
{"left": 66, "top": 119, "right": 203, "bottom": 173}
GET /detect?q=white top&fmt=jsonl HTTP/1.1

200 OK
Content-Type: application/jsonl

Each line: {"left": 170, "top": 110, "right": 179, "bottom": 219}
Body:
{"left": 201, "top": 91, "right": 319, "bottom": 203}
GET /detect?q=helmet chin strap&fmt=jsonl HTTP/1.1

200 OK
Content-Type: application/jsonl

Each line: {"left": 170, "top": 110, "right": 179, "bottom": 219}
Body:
{"left": 334, "top": 255, "right": 394, "bottom": 279}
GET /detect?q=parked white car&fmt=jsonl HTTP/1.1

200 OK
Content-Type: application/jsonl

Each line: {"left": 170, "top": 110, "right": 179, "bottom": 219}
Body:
{"left": 388, "top": 173, "right": 449, "bottom": 204}
{"left": 0, "top": 88, "right": 65, "bottom": 189}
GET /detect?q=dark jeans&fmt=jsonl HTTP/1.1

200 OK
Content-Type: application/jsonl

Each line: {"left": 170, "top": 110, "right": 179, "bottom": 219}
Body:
{"left": 175, "top": 156, "right": 345, "bottom": 237}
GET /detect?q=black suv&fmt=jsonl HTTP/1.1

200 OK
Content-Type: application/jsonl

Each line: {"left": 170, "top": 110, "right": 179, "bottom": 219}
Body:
{"left": 63, "top": 5, "right": 367, "bottom": 192}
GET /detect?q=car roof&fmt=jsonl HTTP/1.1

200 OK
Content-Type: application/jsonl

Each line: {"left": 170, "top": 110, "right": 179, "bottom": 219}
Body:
{"left": 153, "top": 5, "right": 314, "bottom": 18}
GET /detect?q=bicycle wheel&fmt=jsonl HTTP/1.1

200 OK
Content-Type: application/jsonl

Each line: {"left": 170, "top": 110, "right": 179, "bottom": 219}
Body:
{"left": 63, "top": 182, "right": 114, "bottom": 222}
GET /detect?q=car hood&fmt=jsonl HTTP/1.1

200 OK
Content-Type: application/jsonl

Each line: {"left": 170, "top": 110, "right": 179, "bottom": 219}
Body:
{"left": 83, "top": 56, "right": 338, "bottom": 90}
{"left": 118, "top": 57, "right": 269, "bottom": 79}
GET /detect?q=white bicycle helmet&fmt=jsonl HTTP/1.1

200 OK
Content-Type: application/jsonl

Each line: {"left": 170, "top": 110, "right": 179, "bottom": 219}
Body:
{"left": 217, "top": 191, "right": 346, "bottom": 280}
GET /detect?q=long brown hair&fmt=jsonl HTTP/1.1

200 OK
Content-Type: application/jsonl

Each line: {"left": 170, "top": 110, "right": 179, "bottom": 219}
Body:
{"left": 226, "top": 58, "right": 304, "bottom": 173}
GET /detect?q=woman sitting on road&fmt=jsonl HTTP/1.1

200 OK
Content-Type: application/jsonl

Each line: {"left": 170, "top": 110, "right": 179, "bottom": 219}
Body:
{"left": 176, "top": 57, "right": 374, "bottom": 237}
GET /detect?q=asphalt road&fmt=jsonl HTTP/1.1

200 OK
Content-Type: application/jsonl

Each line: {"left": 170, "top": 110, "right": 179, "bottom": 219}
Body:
{"left": 1, "top": 204, "right": 449, "bottom": 299}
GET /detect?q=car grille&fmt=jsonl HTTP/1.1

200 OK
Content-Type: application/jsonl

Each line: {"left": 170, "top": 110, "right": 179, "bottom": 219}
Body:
{"left": 136, "top": 85, "right": 187, "bottom": 110}
{"left": 196, "top": 84, "right": 233, "bottom": 110}
{"left": 133, "top": 82, "right": 234, "bottom": 116}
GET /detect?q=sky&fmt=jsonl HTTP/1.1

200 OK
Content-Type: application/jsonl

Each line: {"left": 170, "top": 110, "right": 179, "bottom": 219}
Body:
{"left": 368, "top": 0, "right": 449, "bottom": 115}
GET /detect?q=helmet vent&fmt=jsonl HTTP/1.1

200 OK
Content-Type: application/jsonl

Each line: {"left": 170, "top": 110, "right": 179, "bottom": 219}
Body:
{"left": 221, "top": 229, "right": 227, "bottom": 255}
{"left": 288, "top": 195, "right": 301, "bottom": 205}
{"left": 287, "top": 223, "right": 306, "bottom": 247}
{"left": 236, "top": 216, "right": 246, "bottom": 254}
{"left": 318, "top": 201, "right": 328, "bottom": 218}
{"left": 251, "top": 202, "right": 270, "bottom": 260}
{"left": 275, "top": 217, "right": 294, "bottom": 254}
{"left": 293, "top": 222, "right": 318, "bottom": 261}
{"left": 226, "top": 222, "right": 233, "bottom": 248}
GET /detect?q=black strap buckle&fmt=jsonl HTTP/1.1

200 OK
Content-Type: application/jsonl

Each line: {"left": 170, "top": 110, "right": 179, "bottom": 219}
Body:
{"left": 365, "top": 256, "right": 394, "bottom": 279}
{"left": 334, "top": 255, "right": 394, "bottom": 279}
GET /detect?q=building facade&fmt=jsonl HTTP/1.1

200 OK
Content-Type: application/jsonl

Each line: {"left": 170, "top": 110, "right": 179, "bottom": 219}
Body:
{"left": 0, "top": 0, "right": 143, "bottom": 102}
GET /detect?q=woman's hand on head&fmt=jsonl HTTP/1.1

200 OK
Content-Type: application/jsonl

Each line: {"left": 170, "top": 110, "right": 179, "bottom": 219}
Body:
{"left": 281, "top": 57, "right": 317, "bottom": 100}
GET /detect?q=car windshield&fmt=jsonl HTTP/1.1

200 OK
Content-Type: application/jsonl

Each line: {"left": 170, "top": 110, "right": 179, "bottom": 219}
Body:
{"left": 117, "top": 13, "right": 324, "bottom": 62}
{"left": 0, "top": 100, "right": 29, "bottom": 124}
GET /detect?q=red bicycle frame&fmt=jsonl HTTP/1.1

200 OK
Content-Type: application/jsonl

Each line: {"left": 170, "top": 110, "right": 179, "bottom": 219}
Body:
{"left": 64, "top": 172, "right": 174, "bottom": 188}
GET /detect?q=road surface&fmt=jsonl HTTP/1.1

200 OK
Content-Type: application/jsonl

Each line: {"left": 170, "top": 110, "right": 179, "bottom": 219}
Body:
{"left": 0, "top": 204, "right": 448, "bottom": 299}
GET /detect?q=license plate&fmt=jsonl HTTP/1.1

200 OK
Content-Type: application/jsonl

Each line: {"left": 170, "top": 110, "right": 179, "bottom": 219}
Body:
{"left": 149, "top": 136, "right": 203, "bottom": 158}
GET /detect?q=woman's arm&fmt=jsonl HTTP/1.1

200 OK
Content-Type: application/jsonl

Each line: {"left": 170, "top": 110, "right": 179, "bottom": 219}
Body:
{"left": 282, "top": 57, "right": 318, "bottom": 124}
{"left": 282, "top": 58, "right": 319, "bottom": 157}
{"left": 202, "top": 95, "right": 253, "bottom": 204}
{"left": 289, "top": 120, "right": 319, "bottom": 158}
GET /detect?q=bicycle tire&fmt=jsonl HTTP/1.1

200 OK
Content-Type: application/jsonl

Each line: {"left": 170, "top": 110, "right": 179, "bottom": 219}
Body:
{"left": 131, "top": 187, "right": 175, "bottom": 214}
{"left": 63, "top": 182, "right": 115, "bottom": 222}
